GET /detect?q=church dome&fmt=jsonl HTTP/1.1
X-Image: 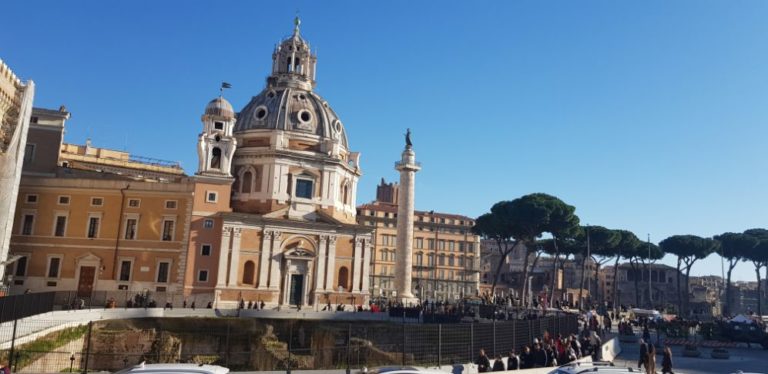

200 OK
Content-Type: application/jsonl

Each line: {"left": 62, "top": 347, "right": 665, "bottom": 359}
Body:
{"left": 204, "top": 97, "right": 235, "bottom": 119}
{"left": 234, "top": 88, "right": 348, "bottom": 148}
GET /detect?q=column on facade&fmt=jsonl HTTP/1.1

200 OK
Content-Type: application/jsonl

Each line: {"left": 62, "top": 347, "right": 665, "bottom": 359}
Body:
{"left": 216, "top": 226, "right": 232, "bottom": 287}
{"left": 352, "top": 237, "right": 364, "bottom": 292}
{"left": 325, "top": 235, "right": 337, "bottom": 291}
{"left": 257, "top": 230, "right": 273, "bottom": 289}
{"left": 361, "top": 238, "right": 372, "bottom": 293}
{"left": 268, "top": 231, "right": 282, "bottom": 290}
{"left": 315, "top": 235, "right": 328, "bottom": 292}
{"left": 227, "top": 228, "right": 242, "bottom": 287}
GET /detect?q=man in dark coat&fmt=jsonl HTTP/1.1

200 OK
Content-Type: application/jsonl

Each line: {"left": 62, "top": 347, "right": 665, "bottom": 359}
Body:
{"left": 533, "top": 343, "right": 547, "bottom": 367}
{"left": 507, "top": 349, "right": 520, "bottom": 370}
{"left": 638, "top": 339, "right": 648, "bottom": 369}
{"left": 475, "top": 349, "right": 491, "bottom": 373}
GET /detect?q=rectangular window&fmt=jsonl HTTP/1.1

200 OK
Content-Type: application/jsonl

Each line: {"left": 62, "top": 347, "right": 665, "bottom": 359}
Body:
{"left": 162, "top": 219, "right": 175, "bottom": 241}
{"left": 415, "top": 254, "right": 423, "bottom": 266}
{"left": 91, "top": 197, "right": 104, "bottom": 206}
{"left": 380, "top": 251, "right": 387, "bottom": 261}
{"left": 21, "top": 214, "right": 34, "bottom": 235}
{"left": 128, "top": 199, "right": 140, "bottom": 208}
{"left": 58, "top": 196, "right": 70, "bottom": 205}
{"left": 428, "top": 254, "right": 435, "bottom": 266}
{"left": 165, "top": 200, "right": 177, "bottom": 209}
{"left": 198, "top": 270, "right": 209, "bottom": 282}
{"left": 214, "top": 121, "right": 224, "bottom": 130}
{"left": 25, "top": 194, "right": 38, "bottom": 204}
{"left": 47, "top": 257, "right": 61, "bottom": 278}
{"left": 201, "top": 244, "right": 212, "bottom": 256}
{"left": 206, "top": 191, "right": 218, "bottom": 203}
{"left": 295, "top": 179, "right": 313, "bottom": 199}
{"left": 24, "top": 144, "right": 35, "bottom": 164}
{"left": 124, "top": 218, "right": 138, "bottom": 240}
{"left": 157, "top": 262, "right": 170, "bottom": 283}
{"left": 14, "top": 256, "right": 28, "bottom": 277}
{"left": 87, "top": 216, "right": 100, "bottom": 238}
{"left": 427, "top": 239, "right": 435, "bottom": 250}
{"left": 415, "top": 238, "right": 423, "bottom": 249}
{"left": 119, "top": 260, "right": 132, "bottom": 282}
{"left": 54, "top": 215, "right": 67, "bottom": 237}
{"left": 438, "top": 240, "right": 446, "bottom": 250}
{"left": 204, "top": 219, "right": 214, "bottom": 229}
{"left": 449, "top": 241, "right": 455, "bottom": 251}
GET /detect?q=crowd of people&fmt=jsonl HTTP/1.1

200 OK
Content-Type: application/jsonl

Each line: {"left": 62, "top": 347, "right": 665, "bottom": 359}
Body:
{"left": 474, "top": 329, "right": 604, "bottom": 371}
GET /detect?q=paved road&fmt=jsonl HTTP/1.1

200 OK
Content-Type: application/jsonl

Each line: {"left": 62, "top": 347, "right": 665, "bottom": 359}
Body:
{"left": 615, "top": 340, "right": 767, "bottom": 374}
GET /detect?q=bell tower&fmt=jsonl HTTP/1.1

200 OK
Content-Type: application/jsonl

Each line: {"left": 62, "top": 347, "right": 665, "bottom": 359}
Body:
{"left": 197, "top": 96, "right": 237, "bottom": 177}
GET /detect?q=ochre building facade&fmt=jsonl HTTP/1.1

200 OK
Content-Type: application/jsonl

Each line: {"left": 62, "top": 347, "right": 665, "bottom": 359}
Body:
{"left": 7, "top": 20, "right": 373, "bottom": 309}
{"left": 357, "top": 180, "right": 480, "bottom": 302}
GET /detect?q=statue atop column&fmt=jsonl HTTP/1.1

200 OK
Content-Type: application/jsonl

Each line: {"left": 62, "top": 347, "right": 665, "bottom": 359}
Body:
{"left": 405, "top": 128, "right": 412, "bottom": 148}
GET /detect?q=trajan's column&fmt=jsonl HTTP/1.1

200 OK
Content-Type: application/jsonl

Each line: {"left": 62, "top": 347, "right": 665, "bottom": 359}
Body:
{"left": 394, "top": 129, "right": 421, "bottom": 304}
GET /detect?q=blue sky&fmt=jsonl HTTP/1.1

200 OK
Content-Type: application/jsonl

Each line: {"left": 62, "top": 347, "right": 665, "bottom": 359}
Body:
{"left": 3, "top": 1, "right": 767, "bottom": 281}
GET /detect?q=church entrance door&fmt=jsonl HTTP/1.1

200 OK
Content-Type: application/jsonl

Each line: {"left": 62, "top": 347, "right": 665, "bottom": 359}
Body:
{"left": 289, "top": 274, "right": 304, "bottom": 306}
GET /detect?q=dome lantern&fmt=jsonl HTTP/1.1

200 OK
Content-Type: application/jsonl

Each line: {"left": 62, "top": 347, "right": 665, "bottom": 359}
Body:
{"left": 268, "top": 17, "right": 317, "bottom": 91}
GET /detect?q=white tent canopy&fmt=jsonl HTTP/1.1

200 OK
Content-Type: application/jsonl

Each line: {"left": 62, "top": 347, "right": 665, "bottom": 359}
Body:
{"left": 729, "top": 314, "right": 754, "bottom": 324}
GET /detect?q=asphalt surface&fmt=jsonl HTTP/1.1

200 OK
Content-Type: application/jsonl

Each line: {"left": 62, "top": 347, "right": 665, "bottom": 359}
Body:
{"left": 614, "top": 340, "right": 768, "bottom": 374}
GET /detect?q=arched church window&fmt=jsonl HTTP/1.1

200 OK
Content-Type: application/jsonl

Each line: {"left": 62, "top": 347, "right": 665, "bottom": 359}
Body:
{"left": 210, "top": 147, "right": 222, "bottom": 169}
{"left": 342, "top": 184, "right": 349, "bottom": 205}
{"left": 338, "top": 266, "right": 349, "bottom": 291}
{"left": 294, "top": 57, "right": 302, "bottom": 73}
{"left": 242, "top": 261, "right": 255, "bottom": 285}
{"left": 242, "top": 171, "right": 252, "bottom": 193}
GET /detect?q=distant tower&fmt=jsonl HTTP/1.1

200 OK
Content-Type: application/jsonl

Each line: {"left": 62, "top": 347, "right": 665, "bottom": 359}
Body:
{"left": 197, "top": 96, "right": 237, "bottom": 177}
{"left": 394, "top": 129, "right": 420, "bottom": 303}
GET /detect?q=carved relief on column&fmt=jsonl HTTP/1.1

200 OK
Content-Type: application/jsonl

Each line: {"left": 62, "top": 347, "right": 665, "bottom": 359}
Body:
{"left": 352, "top": 237, "right": 364, "bottom": 292}
{"left": 216, "top": 226, "right": 232, "bottom": 287}
{"left": 258, "top": 229, "right": 274, "bottom": 289}
{"left": 361, "top": 238, "right": 372, "bottom": 294}
{"left": 325, "top": 235, "right": 338, "bottom": 291}
{"left": 228, "top": 228, "right": 243, "bottom": 287}
{"left": 267, "top": 230, "right": 283, "bottom": 290}
{"left": 315, "top": 235, "right": 328, "bottom": 292}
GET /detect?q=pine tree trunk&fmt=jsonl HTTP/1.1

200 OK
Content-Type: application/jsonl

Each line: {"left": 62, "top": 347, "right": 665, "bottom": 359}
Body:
{"left": 631, "top": 260, "right": 640, "bottom": 307}
{"left": 578, "top": 255, "right": 587, "bottom": 310}
{"left": 676, "top": 258, "right": 682, "bottom": 316}
{"left": 550, "top": 253, "right": 559, "bottom": 307}
{"left": 612, "top": 256, "right": 620, "bottom": 310}
{"left": 684, "top": 264, "right": 693, "bottom": 317}
{"left": 725, "top": 262, "right": 735, "bottom": 316}
{"left": 521, "top": 245, "right": 531, "bottom": 307}
{"left": 755, "top": 263, "right": 762, "bottom": 316}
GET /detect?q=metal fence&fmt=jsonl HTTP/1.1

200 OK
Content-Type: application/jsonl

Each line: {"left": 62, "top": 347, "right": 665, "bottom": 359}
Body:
{"left": 0, "top": 314, "right": 578, "bottom": 373}
{"left": 0, "top": 290, "right": 212, "bottom": 323}
{"left": 0, "top": 292, "right": 56, "bottom": 323}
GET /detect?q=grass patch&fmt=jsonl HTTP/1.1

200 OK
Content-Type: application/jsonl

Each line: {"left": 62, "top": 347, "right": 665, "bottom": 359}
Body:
{"left": 1, "top": 325, "right": 89, "bottom": 370}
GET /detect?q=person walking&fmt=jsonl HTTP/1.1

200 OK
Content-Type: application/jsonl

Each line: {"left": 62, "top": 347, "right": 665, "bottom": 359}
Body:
{"left": 646, "top": 343, "right": 656, "bottom": 374}
{"left": 475, "top": 349, "right": 491, "bottom": 373}
{"left": 638, "top": 339, "right": 648, "bottom": 370}
{"left": 661, "top": 346, "right": 673, "bottom": 374}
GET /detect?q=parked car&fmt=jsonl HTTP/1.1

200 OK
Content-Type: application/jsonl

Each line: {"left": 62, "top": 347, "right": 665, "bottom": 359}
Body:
{"left": 114, "top": 363, "right": 229, "bottom": 374}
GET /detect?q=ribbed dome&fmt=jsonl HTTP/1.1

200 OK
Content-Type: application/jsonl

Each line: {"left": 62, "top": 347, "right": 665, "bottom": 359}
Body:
{"left": 234, "top": 87, "right": 348, "bottom": 148}
{"left": 204, "top": 97, "right": 235, "bottom": 119}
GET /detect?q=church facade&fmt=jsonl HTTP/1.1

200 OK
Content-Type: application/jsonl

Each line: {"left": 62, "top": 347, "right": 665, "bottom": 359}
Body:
{"left": 188, "top": 19, "right": 372, "bottom": 307}
{"left": 7, "top": 19, "right": 372, "bottom": 308}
